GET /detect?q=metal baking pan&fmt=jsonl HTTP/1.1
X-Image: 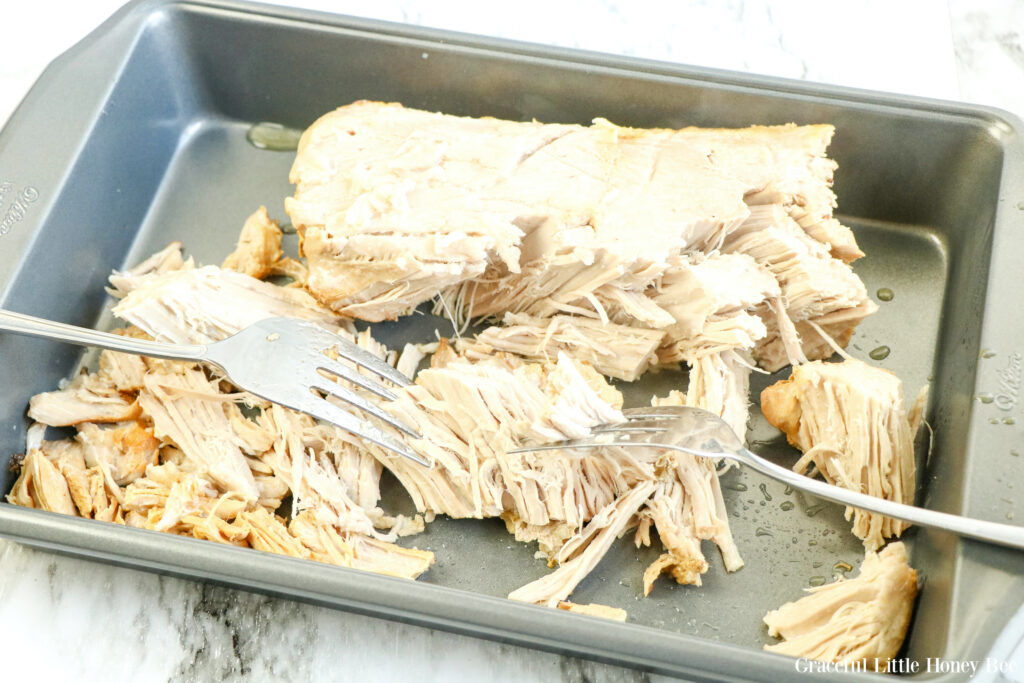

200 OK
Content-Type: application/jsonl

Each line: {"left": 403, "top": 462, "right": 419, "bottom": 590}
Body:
{"left": 2, "top": 1, "right": 1023, "bottom": 679}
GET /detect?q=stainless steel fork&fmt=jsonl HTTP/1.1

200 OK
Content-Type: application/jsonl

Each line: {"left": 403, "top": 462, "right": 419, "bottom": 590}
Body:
{"left": 0, "top": 310, "right": 428, "bottom": 466}
{"left": 510, "top": 405, "right": 1024, "bottom": 550}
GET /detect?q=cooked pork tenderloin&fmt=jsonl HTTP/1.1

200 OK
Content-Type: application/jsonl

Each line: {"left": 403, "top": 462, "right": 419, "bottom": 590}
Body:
{"left": 763, "top": 542, "right": 918, "bottom": 670}
{"left": 101, "top": 242, "right": 749, "bottom": 605}
{"left": 287, "top": 102, "right": 860, "bottom": 336}
{"left": 761, "top": 360, "right": 917, "bottom": 550}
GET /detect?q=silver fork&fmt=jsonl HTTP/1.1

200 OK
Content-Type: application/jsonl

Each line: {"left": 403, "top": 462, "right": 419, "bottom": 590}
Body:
{"left": 0, "top": 310, "right": 428, "bottom": 466}
{"left": 510, "top": 405, "right": 1024, "bottom": 550}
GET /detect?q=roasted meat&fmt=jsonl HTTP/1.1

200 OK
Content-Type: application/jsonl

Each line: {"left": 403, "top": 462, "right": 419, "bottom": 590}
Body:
{"left": 761, "top": 360, "right": 917, "bottom": 550}
{"left": 763, "top": 542, "right": 918, "bottom": 670}
{"left": 286, "top": 102, "right": 861, "bottom": 344}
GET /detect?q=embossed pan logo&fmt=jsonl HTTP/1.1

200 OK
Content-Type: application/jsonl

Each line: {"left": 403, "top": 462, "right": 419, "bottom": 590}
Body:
{"left": 995, "top": 352, "right": 1022, "bottom": 411}
{"left": 0, "top": 181, "right": 40, "bottom": 236}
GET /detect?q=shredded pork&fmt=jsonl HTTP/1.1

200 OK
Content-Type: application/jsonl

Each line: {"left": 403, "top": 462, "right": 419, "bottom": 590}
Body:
{"left": 5, "top": 103, "right": 917, "bottom": 641}
{"left": 763, "top": 542, "right": 918, "bottom": 669}
{"left": 761, "top": 360, "right": 917, "bottom": 550}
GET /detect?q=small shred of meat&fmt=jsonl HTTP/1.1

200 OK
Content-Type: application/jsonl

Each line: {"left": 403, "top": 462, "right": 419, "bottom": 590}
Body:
{"left": 763, "top": 542, "right": 917, "bottom": 670}
{"left": 508, "top": 482, "right": 657, "bottom": 607}
{"left": 98, "top": 345, "right": 149, "bottom": 392}
{"left": 457, "top": 313, "right": 665, "bottom": 381}
{"left": 123, "top": 462, "right": 247, "bottom": 532}
{"left": 27, "top": 372, "right": 141, "bottom": 427}
{"left": 7, "top": 448, "right": 78, "bottom": 516}
{"left": 654, "top": 349, "right": 755, "bottom": 445}
{"left": 290, "top": 512, "right": 433, "bottom": 579}
{"left": 222, "top": 206, "right": 285, "bottom": 280}
{"left": 257, "top": 403, "right": 394, "bottom": 540}
{"left": 761, "top": 360, "right": 917, "bottom": 550}
{"left": 557, "top": 601, "right": 628, "bottom": 622}
{"left": 138, "top": 365, "right": 263, "bottom": 503}
{"left": 637, "top": 388, "right": 744, "bottom": 596}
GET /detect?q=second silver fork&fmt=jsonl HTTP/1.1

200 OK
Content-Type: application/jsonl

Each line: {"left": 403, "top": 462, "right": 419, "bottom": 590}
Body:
{"left": 511, "top": 405, "right": 1024, "bottom": 551}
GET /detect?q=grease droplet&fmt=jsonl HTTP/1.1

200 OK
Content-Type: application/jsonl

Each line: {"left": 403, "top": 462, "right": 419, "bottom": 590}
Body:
{"left": 806, "top": 503, "right": 828, "bottom": 517}
{"left": 876, "top": 287, "right": 894, "bottom": 301}
{"left": 725, "top": 482, "right": 748, "bottom": 492}
{"left": 780, "top": 501, "right": 795, "bottom": 511}
{"left": 1008, "top": 512, "right": 1015, "bottom": 520}
{"left": 783, "top": 486, "right": 794, "bottom": 495}
{"left": 755, "top": 527, "right": 773, "bottom": 537}
{"left": 812, "top": 561, "right": 823, "bottom": 568}
{"left": 990, "top": 418, "right": 1000, "bottom": 425}
{"left": 808, "top": 576, "right": 827, "bottom": 587}
{"left": 833, "top": 561, "right": 853, "bottom": 573}
{"left": 280, "top": 222, "right": 297, "bottom": 235}
{"left": 758, "top": 483, "right": 773, "bottom": 502}
{"left": 246, "top": 122, "right": 303, "bottom": 151}
{"left": 808, "top": 540, "right": 818, "bottom": 546}
{"left": 977, "top": 393, "right": 995, "bottom": 404}
{"left": 1005, "top": 418, "right": 1017, "bottom": 425}
{"left": 1012, "top": 450, "right": 1020, "bottom": 457}
{"left": 869, "top": 345, "right": 890, "bottom": 360}
{"left": 980, "top": 348, "right": 996, "bottom": 359}
{"left": 1017, "top": 201, "right": 1024, "bottom": 210}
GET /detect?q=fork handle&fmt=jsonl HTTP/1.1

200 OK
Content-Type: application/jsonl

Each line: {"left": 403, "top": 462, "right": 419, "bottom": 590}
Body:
{"left": 0, "top": 309, "right": 207, "bottom": 361}
{"left": 741, "top": 449, "right": 1024, "bottom": 550}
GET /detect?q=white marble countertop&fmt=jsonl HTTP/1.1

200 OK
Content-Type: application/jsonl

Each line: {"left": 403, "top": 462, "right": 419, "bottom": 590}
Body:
{"left": 1, "top": 1, "right": 1022, "bottom": 681}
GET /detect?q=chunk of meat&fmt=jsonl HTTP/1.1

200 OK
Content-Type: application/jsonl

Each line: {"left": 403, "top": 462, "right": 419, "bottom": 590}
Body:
{"left": 288, "top": 102, "right": 855, "bottom": 327}
{"left": 763, "top": 542, "right": 918, "bottom": 670}
{"left": 76, "top": 421, "right": 160, "bottom": 487}
{"left": 457, "top": 312, "right": 665, "bottom": 381}
{"left": 6, "top": 449, "right": 77, "bottom": 515}
{"left": 27, "top": 372, "right": 140, "bottom": 427}
{"left": 761, "top": 360, "right": 917, "bottom": 549}
{"left": 722, "top": 204, "right": 875, "bottom": 371}
{"left": 557, "top": 601, "right": 628, "bottom": 622}
{"left": 222, "top": 206, "right": 284, "bottom": 279}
